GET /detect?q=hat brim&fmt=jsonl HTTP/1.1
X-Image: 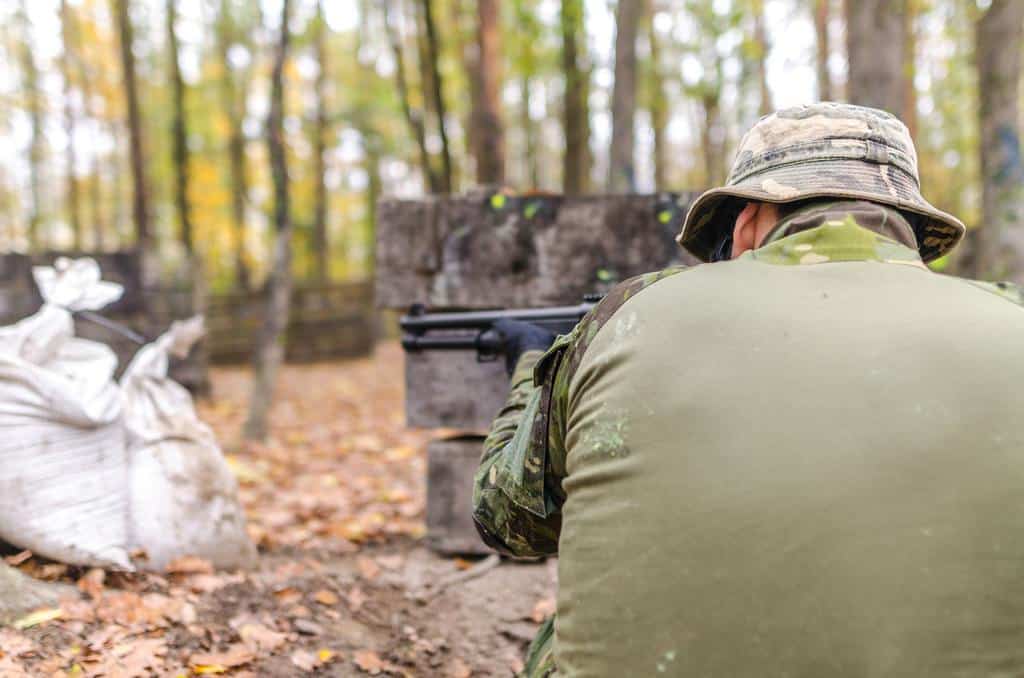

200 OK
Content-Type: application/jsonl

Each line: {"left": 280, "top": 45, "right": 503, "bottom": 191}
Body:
{"left": 677, "top": 159, "right": 965, "bottom": 263}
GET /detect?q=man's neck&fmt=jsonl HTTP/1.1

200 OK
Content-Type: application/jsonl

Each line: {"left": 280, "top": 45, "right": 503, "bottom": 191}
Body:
{"left": 762, "top": 200, "right": 919, "bottom": 250}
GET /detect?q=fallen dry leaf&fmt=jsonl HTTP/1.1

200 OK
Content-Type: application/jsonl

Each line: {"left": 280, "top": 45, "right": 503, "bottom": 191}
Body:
{"left": 375, "top": 554, "right": 404, "bottom": 570}
{"left": 290, "top": 648, "right": 337, "bottom": 672}
{"left": 0, "top": 630, "right": 34, "bottom": 657}
{"left": 290, "top": 649, "right": 319, "bottom": 672}
{"left": 449, "top": 657, "right": 472, "bottom": 678}
{"left": 312, "top": 589, "right": 339, "bottom": 606}
{"left": 190, "top": 643, "right": 255, "bottom": 671}
{"left": 166, "top": 555, "right": 215, "bottom": 575}
{"left": 77, "top": 568, "right": 106, "bottom": 599}
{"left": 3, "top": 550, "right": 31, "bottom": 566}
{"left": 347, "top": 586, "right": 366, "bottom": 612}
{"left": 531, "top": 596, "right": 556, "bottom": 623}
{"left": 239, "top": 623, "right": 289, "bottom": 653}
{"left": 353, "top": 649, "right": 398, "bottom": 675}
{"left": 11, "top": 607, "right": 62, "bottom": 630}
{"left": 357, "top": 556, "right": 381, "bottom": 581}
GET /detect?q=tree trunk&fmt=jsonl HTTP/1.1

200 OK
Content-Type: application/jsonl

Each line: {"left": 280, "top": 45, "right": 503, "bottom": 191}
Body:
{"left": 364, "top": 137, "right": 382, "bottom": 277}
{"left": 312, "top": 0, "right": 329, "bottom": 281}
{"left": 384, "top": 0, "right": 439, "bottom": 193}
{"left": 901, "top": 0, "right": 918, "bottom": 137}
{"left": 560, "top": 0, "right": 591, "bottom": 194}
{"left": 813, "top": 0, "right": 832, "bottom": 101}
{"left": 60, "top": 0, "right": 82, "bottom": 250}
{"left": 753, "top": 0, "right": 772, "bottom": 116}
{"left": 0, "top": 562, "right": 69, "bottom": 622}
{"left": 467, "top": 0, "right": 505, "bottom": 184}
{"left": 216, "top": 0, "right": 252, "bottom": 291}
{"left": 699, "top": 93, "right": 724, "bottom": 187}
{"left": 608, "top": 0, "right": 641, "bottom": 192}
{"left": 244, "top": 0, "right": 294, "bottom": 442}
{"left": 167, "top": 0, "right": 193, "bottom": 256}
{"left": 113, "top": 0, "right": 152, "bottom": 270}
{"left": 77, "top": 53, "right": 105, "bottom": 251}
{"left": 845, "top": 0, "right": 905, "bottom": 115}
{"left": 645, "top": 0, "right": 668, "bottom": 188}
{"left": 18, "top": 0, "right": 45, "bottom": 251}
{"left": 973, "top": 0, "right": 1024, "bottom": 280}
{"left": 167, "top": 0, "right": 207, "bottom": 379}
{"left": 419, "top": 0, "right": 454, "bottom": 192}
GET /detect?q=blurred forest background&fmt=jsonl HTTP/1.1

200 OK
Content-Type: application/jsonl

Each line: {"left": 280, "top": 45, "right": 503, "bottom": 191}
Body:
{"left": 0, "top": 0, "right": 1022, "bottom": 288}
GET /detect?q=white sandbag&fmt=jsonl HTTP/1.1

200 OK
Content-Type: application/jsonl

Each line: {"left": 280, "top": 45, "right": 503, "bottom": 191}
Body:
{"left": 0, "top": 258, "right": 132, "bottom": 569}
{"left": 123, "top": 317, "right": 257, "bottom": 571}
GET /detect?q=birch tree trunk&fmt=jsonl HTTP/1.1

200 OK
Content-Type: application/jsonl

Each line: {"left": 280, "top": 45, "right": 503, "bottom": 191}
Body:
{"left": 468, "top": 0, "right": 505, "bottom": 184}
{"left": 608, "top": 0, "right": 641, "bottom": 192}
{"left": 244, "top": 0, "right": 294, "bottom": 442}
{"left": 845, "top": 0, "right": 905, "bottom": 116}
{"left": 561, "top": 0, "right": 591, "bottom": 194}
{"left": 311, "top": 0, "right": 330, "bottom": 281}
{"left": 973, "top": 0, "right": 1024, "bottom": 280}
{"left": 113, "top": 0, "right": 153, "bottom": 273}
{"left": 813, "top": 0, "right": 832, "bottom": 101}
{"left": 60, "top": 0, "right": 82, "bottom": 250}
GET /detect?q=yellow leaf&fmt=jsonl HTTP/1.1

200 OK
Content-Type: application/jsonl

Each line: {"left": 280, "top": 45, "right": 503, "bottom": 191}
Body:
{"left": 11, "top": 607, "right": 62, "bottom": 630}
{"left": 193, "top": 664, "right": 228, "bottom": 674}
{"left": 317, "top": 649, "right": 334, "bottom": 662}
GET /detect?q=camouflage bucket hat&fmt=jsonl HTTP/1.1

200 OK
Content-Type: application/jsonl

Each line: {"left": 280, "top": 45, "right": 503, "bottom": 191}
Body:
{"left": 677, "top": 102, "right": 965, "bottom": 263}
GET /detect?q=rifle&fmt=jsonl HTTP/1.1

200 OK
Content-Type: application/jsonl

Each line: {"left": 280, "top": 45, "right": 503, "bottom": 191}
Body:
{"left": 400, "top": 296, "right": 600, "bottom": 360}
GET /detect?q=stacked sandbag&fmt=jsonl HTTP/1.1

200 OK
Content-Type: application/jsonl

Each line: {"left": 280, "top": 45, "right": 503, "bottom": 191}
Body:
{"left": 122, "top": 317, "right": 257, "bottom": 571}
{"left": 0, "top": 258, "right": 132, "bottom": 569}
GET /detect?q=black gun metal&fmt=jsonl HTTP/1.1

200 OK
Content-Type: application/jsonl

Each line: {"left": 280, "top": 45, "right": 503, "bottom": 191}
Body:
{"left": 400, "top": 299, "right": 598, "bottom": 354}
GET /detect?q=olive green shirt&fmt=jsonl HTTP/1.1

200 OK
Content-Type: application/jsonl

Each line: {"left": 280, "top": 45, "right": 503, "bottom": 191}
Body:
{"left": 474, "top": 202, "right": 1024, "bottom": 676}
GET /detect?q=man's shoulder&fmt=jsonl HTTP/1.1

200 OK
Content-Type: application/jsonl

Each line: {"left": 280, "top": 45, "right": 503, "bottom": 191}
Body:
{"left": 535, "top": 266, "right": 693, "bottom": 385}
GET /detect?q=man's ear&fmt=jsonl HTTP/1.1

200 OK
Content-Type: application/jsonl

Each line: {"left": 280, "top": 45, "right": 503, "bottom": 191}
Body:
{"left": 731, "top": 202, "right": 760, "bottom": 258}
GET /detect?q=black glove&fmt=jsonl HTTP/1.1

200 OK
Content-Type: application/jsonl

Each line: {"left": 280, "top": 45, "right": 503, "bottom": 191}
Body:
{"left": 493, "top": 319, "right": 556, "bottom": 376}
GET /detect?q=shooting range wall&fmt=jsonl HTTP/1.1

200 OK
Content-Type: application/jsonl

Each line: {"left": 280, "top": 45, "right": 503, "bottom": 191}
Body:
{"left": 0, "top": 253, "right": 376, "bottom": 392}
{"left": 375, "top": 189, "right": 700, "bottom": 553}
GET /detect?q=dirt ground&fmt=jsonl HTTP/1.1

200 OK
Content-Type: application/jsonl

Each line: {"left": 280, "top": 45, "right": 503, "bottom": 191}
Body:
{"left": 0, "top": 343, "right": 554, "bottom": 677}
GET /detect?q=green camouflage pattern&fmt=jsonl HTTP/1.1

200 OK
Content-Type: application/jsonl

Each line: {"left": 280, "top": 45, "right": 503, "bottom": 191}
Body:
{"left": 472, "top": 266, "right": 689, "bottom": 558}
{"left": 677, "top": 102, "right": 965, "bottom": 263}
{"left": 521, "top": 616, "right": 557, "bottom": 678}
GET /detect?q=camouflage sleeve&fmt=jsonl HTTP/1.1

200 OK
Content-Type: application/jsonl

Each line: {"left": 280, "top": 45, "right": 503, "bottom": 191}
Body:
{"left": 472, "top": 342, "right": 569, "bottom": 558}
{"left": 472, "top": 265, "right": 691, "bottom": 559}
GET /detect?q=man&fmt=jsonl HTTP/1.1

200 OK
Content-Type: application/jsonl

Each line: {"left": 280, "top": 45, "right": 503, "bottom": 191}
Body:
{"left": 473, "top": 102, "right": 1024, "bottom": 677}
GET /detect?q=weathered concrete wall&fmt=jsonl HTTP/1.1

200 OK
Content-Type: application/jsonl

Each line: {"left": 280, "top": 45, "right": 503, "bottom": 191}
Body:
{"left": 425, "top": 436, "right": 491, "bottom": 556}
{"left": 377, "top": 190, "right": 699, "bottom": 431}
{"left": 376, "top": 191, "right": 700, "bottom": 310}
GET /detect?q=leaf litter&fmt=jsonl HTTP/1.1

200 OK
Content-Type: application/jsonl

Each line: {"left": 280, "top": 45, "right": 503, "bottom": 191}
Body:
{"left": 1, "top": 343, "right": 554, "bottom": 676}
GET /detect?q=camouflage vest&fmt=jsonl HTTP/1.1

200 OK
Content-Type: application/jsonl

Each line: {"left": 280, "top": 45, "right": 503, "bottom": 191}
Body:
{"left": 553, "top": 216, "right": 1024, "bottom": 676}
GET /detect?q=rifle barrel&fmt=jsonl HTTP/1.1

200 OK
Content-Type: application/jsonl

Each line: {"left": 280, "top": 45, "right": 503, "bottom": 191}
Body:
{"left": 400, "top": 302, "right": 594, "bottom": 333}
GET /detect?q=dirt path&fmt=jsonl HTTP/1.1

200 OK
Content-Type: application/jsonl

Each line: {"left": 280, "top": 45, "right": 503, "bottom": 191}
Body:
{"left": 0, "top": 344, "right": 552, "bottom": 676}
